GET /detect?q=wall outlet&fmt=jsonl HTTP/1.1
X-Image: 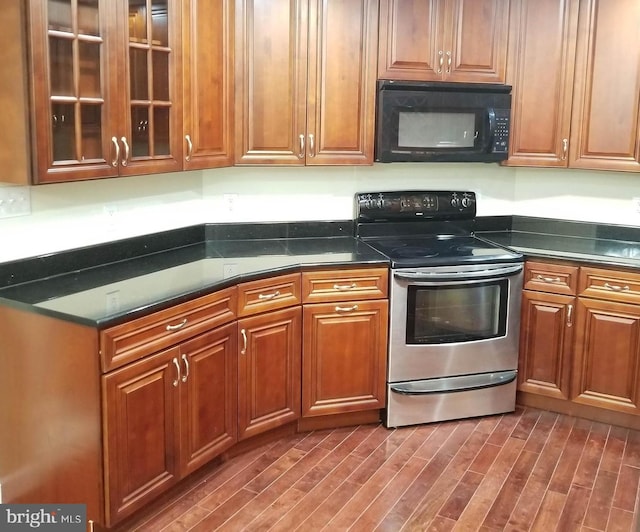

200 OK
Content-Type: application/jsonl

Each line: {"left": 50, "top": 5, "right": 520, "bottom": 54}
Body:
{"left": 633, "top": 197, "right": 640, "bottom": 213}
{"left": 0, "top": 185, "right": 31, "bottom": 219}
{"left": 223, "top": 193, "right": 239, "bottom": 213}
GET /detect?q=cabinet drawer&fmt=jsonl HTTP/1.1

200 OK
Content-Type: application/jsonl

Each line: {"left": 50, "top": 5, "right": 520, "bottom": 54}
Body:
{"left": 301, "top": 268, "right": 388, "bottom": 303}
{"left": 237, "top": 273, "right": 301, "bottom": 317}
{"left": 523, "top": 261, "right": 578, "bottom": 295}
{"left": 100, "top": 287, "right": 237, "bottom": 372}
{"left": 578, "top": 267, "right": 640, "bottom": 303}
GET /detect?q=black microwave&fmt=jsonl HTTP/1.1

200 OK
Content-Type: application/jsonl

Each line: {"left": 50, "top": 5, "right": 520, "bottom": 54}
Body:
{"left": 375, "top": 80, "right": 512, "bottom": 163}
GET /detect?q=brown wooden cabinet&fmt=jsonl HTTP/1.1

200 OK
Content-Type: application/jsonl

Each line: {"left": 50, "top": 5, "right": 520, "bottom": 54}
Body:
{"left": 507, "top": 0, "right": 640, "bottom": 171}
{"left": 234, "top": 0, "right": 378, "bottom": 165}
{"left": 518, "top": 261, "right": 578, "bottom": 399}
{"left": 236, "top": 274, "right": 302, "bottom": 440}
{"left": 378, "top": 0, "right": 510, "bottom": 83}
{"left": 301, "top": 268, "right": 388, "bottom": 418}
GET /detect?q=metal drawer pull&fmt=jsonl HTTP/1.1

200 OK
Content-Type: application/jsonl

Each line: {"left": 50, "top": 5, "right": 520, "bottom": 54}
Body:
{"left": 536, "top": 275, "right": 562, "bottom": 283}
{"left": 111, "top": 136, "right": 120, "bottom": 167}
{"left": 298, "top": 134, "right": 305, "bottom": 158}
{"left": 181, "top": 354, "right": 189, "bottom": 382}
{"left": 172, "top": 357, "right": 180, "bottom": 387}
{"left": 335, "top": 305, "right": 358, "bottom": 312}
{"left": 240, "top": 329, "right": 247, "bottom": 355}
{"left": 438, "top": 50, "right": 444, "bottom": 73}
{"left": 446, "top": 50, "right": 452, "bottom": 73}
{"left": 185, "top": 134, "right": 193, "bottom": 161}
{"left": 604, "top": 282, "right": 630, "bottom": 292}
{"left": 567, "top": 304, "right": 573, "bottom": 328}
{"left": 258, "top": 290, "right": 280, "bottom": 300}
{"left": 333, "top": 282, "right": 356, "bottom": 291}
{"left": 166, "top": 318, "right": 188, "bottom": 331}
{"left": 308, "top": 134, "right": 315, "bottom": 157}
{"left": 120, "top": 136, "right": 130, "bottom": 166}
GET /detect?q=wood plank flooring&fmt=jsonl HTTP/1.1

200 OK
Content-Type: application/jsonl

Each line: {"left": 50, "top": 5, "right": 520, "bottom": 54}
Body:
{"left": 123, "top": 407, "right": 640, "bottom": 531}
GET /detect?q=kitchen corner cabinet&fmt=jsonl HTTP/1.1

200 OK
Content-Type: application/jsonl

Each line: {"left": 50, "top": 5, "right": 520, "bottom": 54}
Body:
{"left": 507, "top": 0, "right": 640, "bottom": 171}
{"left": 237, "top": 274, "right": 302, "bottom": 440}
{"left": 28, "top": 0, "right": 184, "bottom": 184}
{"left": 518, "top": 261, "right": 578, "bottom": 399}
{"left": 378, "top": 0, "right": 510, "bottom": 83}
{"left": 301, "top": 268, "right": 389, "bottom": 417}
{"left": 234, "top": 0, "right": 378, "bottom": 165}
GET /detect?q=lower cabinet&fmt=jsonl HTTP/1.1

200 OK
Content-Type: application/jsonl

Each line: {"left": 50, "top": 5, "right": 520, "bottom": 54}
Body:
{"left": 102, "top": 323, "right": 237, "bottom": 525}
{"left": 237, "top": 306, "right": 302, "bottom": 440}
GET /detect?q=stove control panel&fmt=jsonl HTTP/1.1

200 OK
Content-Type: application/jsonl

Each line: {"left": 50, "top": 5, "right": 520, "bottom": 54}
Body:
{"left": 356, "top": 191, "right": 476, "bottom": 221}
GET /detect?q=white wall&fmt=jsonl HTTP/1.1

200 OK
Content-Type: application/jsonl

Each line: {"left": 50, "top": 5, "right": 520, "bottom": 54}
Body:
{"left": 0, "top": 163, "right": 638, "bottom": 264}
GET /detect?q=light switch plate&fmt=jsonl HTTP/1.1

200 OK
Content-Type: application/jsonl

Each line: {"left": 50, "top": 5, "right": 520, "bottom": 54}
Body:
{"left": 0, "top": 185, "right": 31, "bottom": 218}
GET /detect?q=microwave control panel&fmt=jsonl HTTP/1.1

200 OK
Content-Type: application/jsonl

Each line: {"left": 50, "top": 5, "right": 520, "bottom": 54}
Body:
{"left": 492, "top": 109, "right": 510, "bottom": 153}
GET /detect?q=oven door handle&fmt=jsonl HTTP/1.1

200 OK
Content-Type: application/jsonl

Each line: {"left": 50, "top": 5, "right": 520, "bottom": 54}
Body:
{"left": 393, "top": 263, "right": 523, "bottom": 282}
{"left": 390, "top": 370, "right": 517, "bottom": 396}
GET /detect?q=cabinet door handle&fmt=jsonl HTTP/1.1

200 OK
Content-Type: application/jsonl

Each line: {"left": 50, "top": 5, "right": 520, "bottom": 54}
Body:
{"left": 111, "top": 136, "right": 120, "bottom": 167}
{"left": 604, "top": 282, "right": 630, "bottom": 292}
{"left": 308, "top": 134, "right": 315, "bottom": 158}
{"left": 446, "top": 50, "right": 452, "bottom": 73}
{"left": 185, "top": 134, "right": 193, "bottom": 162}
{"left": 240, "top": 328, "right": 247, "bottom": 355}
{"left": 561, "top": 138, "right": 568, "bottom": 160}
{"left": 536, "top": 274, "right": 562, "bottom": 284}
{"left": 172, "top": 357, "right": 181, "bottom": 387}
{"left": 335, "top": 304, "right": 358, "bottom": 313}
{"left": 298, "top": 134, "right": 305, "bottom": 159}
{"left": 258, "top": 290, "right": 280, "bottom": 301}
{"left": 166, "top": 318, "right": 188, "bottom": 331}
{"left": 438, "top": 50, "right": 444, "bottom": 73}
{"left": 567, "top": 304, "right": 573, "bottom": 328}
{"left": 120, "top": 137, "right": 130, "bottom": 167}
{"left": 181, "top": 354, "right": 189, "bottom": 382}
{"left": 333, "top": 282, "right": 356, "bottom": 291}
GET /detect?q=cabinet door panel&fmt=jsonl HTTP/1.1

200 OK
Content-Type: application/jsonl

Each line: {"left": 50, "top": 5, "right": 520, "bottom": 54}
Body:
{"left": 519, "top": 291, "right": 574, "bottom": 399}
{"left": 179, "top": 323, "right": 237, "bottom": 476}
{"left": 570, "top": 0, "right": 640, "bottom": 171}
{"left": 235, "top": 0, "right": 308, "bottom": 164}
{"left": 573, "top": 298, "right": 640, "bottom": 414}
{"left": 306, "top": 0, "right": 378, "bottom": 164}
{"left": 506, "top": 0, "right": 579, "bottom": 166}
{"left": 378, "top": 0, "right": 441, "bottom": 80}
{"left": 302, "top": 300, "right": 388, "bottom": 416}
{"left": 182, "top": 0, "right": 234, "bottom": 170}
{"left": 238, "top": 307, "right": 302, "bottom": 440}
{"left": 102, "top": 348, "right": 180, "bottom": 526}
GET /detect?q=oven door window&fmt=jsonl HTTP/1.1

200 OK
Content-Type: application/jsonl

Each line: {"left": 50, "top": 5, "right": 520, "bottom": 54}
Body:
{"left": 406, "top": 280, "right": 508, "bottom": 344}
{"left": 398, "top": 111, "right": 478, "bottom": 149}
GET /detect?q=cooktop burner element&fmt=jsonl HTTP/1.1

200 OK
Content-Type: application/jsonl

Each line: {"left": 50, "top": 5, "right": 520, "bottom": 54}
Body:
{"left": 355, "top": 191, "right": 523, "bottom": 267}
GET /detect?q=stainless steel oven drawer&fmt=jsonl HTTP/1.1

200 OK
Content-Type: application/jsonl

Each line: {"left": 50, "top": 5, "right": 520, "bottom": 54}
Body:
{"left": 385, "top": 370, "right": 517, "bottom": 428}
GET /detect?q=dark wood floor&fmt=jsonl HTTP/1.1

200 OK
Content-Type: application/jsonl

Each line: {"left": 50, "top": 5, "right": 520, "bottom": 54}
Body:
{"left": 125, "top": 407, "right": 640, "bottom": 531}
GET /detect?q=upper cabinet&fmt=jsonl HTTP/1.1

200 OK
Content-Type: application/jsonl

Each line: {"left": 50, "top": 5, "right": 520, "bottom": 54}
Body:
{"left": 378, "top": 0, "right": 511, "bottom": 83}
{"left": 234, "top": 0, "right": 378, "bottom": 165}
{"left": 507, "top": 0, "right": 640, "bottom": 172}
{"left": 27, "top": 0, "right": 234, "bottom": 184}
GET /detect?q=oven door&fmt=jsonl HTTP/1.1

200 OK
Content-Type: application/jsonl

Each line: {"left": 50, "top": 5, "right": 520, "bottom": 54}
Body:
{"left": 388, "top": 263, "right": 523, "bottom": 382}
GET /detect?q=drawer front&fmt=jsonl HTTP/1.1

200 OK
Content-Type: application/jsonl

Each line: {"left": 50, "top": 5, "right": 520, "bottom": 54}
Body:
{"left": 302, "top": 268, "right": 389, "bottom": 303}
{"left": 100, "top": 287, "right": 237, "bottom": 372}
{"left": 579, "top": 267, "right": 640, "bottom": 303}
{"left": 237, "top": 273, "right": 301, "bottom": 317}
{"left": 524, "top": 261, "right": 578, "bottom": 295}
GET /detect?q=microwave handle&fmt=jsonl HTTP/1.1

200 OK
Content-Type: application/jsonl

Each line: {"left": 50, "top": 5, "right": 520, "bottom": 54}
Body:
{"left": 485, "top": 107, "right": 496, "bottom": 152}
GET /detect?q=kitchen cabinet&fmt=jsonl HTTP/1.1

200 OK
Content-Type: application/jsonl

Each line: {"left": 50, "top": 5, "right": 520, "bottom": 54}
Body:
{"left": 378, "top": 0, "right": 511, "bottom": 83}
{"left": 28, "top": 0, "right": 183, "bottom": 183}
{"left": 234, "top": 0, "right": 378, "bottom": 165}
{"left": 101, "top": 289, "right": 237, "bottom": 526}
{"left": 507, "top": 0, "right": 640, "bottom": 172}
{"left": 237, "top": 274, "right": 302, "bottom": 440}
{"left": 182, "top": 0, "right": 234, "bottom": 170}
{"left": 572, "top": 267, "right": 640, "bottom": 415}
{"left": 301, "top": 268, "right": 388, "bottom": 417}
{"left": 518, "top": 261, "right": 578, "bottom": 399}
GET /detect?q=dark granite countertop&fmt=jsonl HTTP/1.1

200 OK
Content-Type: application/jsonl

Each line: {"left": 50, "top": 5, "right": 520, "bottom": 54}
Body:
{"left": 0, "top": 223, "right": 388, "bottom": 328}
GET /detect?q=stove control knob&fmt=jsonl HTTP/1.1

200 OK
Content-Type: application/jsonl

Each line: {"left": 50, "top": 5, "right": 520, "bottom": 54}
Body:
{"left": 450, "top": 194, "right": 461, "bottom": 208}
{"left": 461, "top": 196, "right": 472, "bottom": 208}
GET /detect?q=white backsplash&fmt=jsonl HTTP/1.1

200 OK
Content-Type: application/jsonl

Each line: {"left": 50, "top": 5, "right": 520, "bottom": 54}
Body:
{"left": 0, "top": 163, "right": 639, "bottom": 264}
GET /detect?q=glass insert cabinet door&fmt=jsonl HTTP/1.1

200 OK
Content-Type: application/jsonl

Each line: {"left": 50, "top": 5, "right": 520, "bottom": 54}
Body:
{"left": 28, "top": 0, "right": 181, "bottom": 183}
